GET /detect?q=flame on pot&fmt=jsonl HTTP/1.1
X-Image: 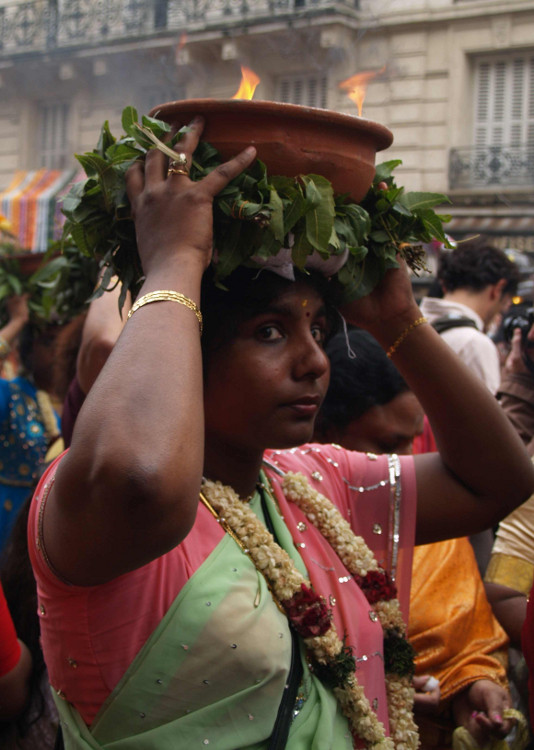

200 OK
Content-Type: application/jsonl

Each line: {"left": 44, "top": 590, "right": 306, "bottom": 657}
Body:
{"left": 232, "top": 66, "right": 260, "bottom": 100}
{"left": 338, "top": 65, "right": 386, "bottom": 116}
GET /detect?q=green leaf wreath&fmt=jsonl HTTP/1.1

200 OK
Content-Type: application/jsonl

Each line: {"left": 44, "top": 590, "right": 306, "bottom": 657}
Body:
{"left": 57, "top": 106, "right": 452, "bottom": 313}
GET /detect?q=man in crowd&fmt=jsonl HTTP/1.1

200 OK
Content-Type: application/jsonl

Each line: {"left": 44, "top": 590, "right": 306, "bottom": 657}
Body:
{"left": 420, "top": 241, "right": 519, "bottom": 394}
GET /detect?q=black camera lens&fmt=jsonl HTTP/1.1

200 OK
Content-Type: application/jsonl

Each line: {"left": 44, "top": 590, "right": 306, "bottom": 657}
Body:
{"left": 502, "top": 307, "right": 534, "bottom": 344}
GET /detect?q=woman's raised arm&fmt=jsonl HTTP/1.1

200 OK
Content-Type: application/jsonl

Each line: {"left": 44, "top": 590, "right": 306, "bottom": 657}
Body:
{"left": 342, "top": 259, "right": 534, "bottom": 544}
{"left": 42, "top": 119, "right": 256, "bottom": 585}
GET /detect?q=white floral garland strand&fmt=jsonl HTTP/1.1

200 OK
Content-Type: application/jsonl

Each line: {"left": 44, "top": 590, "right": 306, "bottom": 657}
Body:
{"left": 281, "top": 472, "right": 419, "bottom": 750}
{"left": 201, "top": 473, "right": 418, "bottom": 750}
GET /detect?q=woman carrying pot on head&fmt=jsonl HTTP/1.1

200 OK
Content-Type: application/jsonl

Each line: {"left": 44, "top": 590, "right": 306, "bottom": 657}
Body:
{"left": 28, "top": 118, "right": 534, "bottom": 750}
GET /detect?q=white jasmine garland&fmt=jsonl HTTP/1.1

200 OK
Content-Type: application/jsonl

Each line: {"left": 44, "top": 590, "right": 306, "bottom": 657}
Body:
{"left": 200, "top": 471, "right": 419, "bottom": 750}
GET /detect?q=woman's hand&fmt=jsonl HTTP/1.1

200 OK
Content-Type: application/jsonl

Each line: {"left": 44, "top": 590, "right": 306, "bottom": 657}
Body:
{"left": 0, "top": 294, "right": 30, "bottom": 352}
{"left": 412, "top": 674, "right": 441, "bottom": 716}
{"left": 126, "top": 117, "right": 256, "bottom": 278}
{"left": 452, "top": 680, "right": 513, "bottom": 745}
{"left": 5, "top": 294, "right": 30, "bottom": 325}
{"left": 339, "top": 257, "right": 421, "bottom": 350}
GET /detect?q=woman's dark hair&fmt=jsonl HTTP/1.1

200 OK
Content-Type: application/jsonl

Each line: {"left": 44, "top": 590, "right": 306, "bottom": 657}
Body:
{"left": 200, "top": 266, "right": 342, "bottom": 368}
{"left": 438, "top": 240, "right": 519, "bottom": 296}
{"left": 316, "top": 327, "right": 409, "bottom": 433}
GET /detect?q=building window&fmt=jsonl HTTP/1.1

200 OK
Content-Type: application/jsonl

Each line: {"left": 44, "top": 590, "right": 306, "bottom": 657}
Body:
{"left": 37, "top": 102, "right": 72, "bottom": 169}
{"left": 449, "top": 54, "right": 534, "bottom": 189}
{"left": 474, "top": 55, "right": 534, "bottom": 147}
{"left": 276, "top": 74, "right": 328, "bottom": 109}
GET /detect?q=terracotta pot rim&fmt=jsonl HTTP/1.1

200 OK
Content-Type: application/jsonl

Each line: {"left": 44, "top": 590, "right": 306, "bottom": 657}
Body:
{"left": 150, "top": 98, "right": 394, "bottom": 152}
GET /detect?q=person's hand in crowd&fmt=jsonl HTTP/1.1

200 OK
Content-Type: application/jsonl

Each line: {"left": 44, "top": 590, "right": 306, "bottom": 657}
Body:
{"left": 452, "top": 680, "right": 513, "bottom": 745}
{"left": 0, "top": 293, "right": 30, "bottom": 353}
{"left": 412, "top": 674, "right": 440, "bottom": 715}
{"left": 5, "top": 294, "right": 30, "bottom": 326}
{"left": 504, "top": 323, "right": 534, "bottom": 375}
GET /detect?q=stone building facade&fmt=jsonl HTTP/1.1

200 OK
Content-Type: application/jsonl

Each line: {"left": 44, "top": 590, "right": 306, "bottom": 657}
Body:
{"left": 0, "top": 0, "right": 533, "bottom": 251}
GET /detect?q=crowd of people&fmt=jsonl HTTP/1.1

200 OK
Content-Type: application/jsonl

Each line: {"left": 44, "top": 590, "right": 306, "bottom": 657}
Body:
{"left": 0, "top": 117, "right": 534, "bottom": 750}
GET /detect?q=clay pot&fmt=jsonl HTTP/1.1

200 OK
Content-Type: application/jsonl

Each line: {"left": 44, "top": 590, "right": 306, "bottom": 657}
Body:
{"left": 150, "top": 99, "right": 393, "bottom": 201}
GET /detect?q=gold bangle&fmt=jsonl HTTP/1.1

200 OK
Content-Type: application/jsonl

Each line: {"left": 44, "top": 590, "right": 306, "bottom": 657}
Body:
{"left": 386, "top": 316, "right": 427, "bottom": 358}
{"left": 127, "top": 290, "right": 203, "bottom": 333}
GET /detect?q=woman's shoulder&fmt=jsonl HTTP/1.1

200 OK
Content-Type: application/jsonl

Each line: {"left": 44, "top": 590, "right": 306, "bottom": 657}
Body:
{"left": 264, "top": 443, "right": 398, "bottom": 514}
{"left": 264, "top": 442, "right": 391, "bottom": 482}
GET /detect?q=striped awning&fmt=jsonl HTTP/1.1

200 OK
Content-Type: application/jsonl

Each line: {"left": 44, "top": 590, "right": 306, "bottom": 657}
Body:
{"left": 0, "top": 169, "right": 80, "bottom": 253}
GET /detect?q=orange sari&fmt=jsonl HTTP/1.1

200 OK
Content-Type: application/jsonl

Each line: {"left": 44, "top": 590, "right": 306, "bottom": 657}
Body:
{"left": 409, "top": 537, "right": 509, "bottom": 748}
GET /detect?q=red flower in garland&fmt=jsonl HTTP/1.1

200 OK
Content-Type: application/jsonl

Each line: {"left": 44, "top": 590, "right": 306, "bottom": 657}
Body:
{"left": 282, "top": 584, "right": 332, "bottom": 637}
{"left": 357, "top": 570, "right": 397, "bottom": 604}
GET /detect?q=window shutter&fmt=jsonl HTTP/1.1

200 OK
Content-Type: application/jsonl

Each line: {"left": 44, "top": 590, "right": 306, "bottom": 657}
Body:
{"left": 529, "top": 58, "right": 534, "bottom": 144}
{"left": 474, "top": 55, "right": 534, "bottom": 147}
{"left": 510, "top": 58, "right": 524, "bottom": 146}
{"left": 277, "top": 74, "right": 328, "bottom": 108}
{"left": 474, "top": 62, "right": 490, "bottom": 146}
{"left": 293, "top": 79, "right": 303, "bottom": 105}
{"left": 38, "top": 102, "right": 71, "bottom": 169}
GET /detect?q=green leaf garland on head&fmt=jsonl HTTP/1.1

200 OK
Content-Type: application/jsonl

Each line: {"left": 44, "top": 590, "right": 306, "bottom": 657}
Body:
{"left": 55, "top": 106, "right": 453, "bottom": 313}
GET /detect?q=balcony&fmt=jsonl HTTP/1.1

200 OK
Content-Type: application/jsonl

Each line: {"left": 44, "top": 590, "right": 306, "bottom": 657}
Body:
{"left": 449, "top": 145, "right": 534, "bottom": 190}
{"left": 0, "top": 0, "right": 359, "bottom": 56}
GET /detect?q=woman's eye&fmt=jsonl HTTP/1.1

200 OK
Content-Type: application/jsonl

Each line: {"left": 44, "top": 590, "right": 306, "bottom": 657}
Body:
{"left": 258, "top": 325, "right": 283, "bottom": 341}
{"left": 311, "top": 325, "right": 326, "bottom": 345}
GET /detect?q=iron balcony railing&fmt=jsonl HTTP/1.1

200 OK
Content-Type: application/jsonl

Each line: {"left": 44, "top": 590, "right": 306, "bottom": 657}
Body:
{"left": 0, "top": 0, "right": 359, "bottom": 55}
{"left": 449, "top": 145, "right": 534, "bottom": 190}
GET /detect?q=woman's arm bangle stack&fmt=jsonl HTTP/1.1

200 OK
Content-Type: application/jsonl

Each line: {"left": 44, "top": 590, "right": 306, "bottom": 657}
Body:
{"left": 386, "top": 316, "right": 427, "bottom": 358}
{"left": 127, "top": 290, "right": 203, "bottom": 333}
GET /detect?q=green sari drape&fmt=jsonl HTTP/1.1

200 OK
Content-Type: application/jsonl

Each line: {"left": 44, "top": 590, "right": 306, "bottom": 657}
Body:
{"left": 53, "top": 492, "right": 352, "bottom": 749}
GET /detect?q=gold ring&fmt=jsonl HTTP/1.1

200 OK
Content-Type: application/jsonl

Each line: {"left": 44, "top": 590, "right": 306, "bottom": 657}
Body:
{"left": 169, "top": 153, "right": 188, "bottom": 169}
{"left": 167, "top": 166, "right": 190, "bottom": 177}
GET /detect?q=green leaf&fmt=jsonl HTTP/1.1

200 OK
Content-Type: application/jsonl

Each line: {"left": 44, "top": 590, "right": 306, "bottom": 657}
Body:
{"left": 30, "top": 255, "right": 67, "bottom": 283}
{"left": 121, "top": 106, "right": 139, "bottom": 138}
{"left": 95, "top": 121, "right": 116, "bottom": 157}
{"left": 370, "top": 229, "right": 390, "bottom": 242}
{"left": 76, "top": 153, "right": 111, "bottom": 179}
{"left": 106, "top": 142, "right": 141, "bottom": 165}
{"left": 141, "top": 114, "right": 172, "bottom": 140}
{"left": 391, "top": 201, "right": 412, "bottom": 217}
{"left": 269, "top": 189, "right": 285, "bottom": 243}
{"left": 291, "top": 232, "right": 313, "bottom": 269}
{"left": 398, "top": 192, "right": 451, "bottom": 211}
{"left": 6, "top": 274, "right": 23, "bottom": 295}
{"left": 418, "top": 209, "right": 449, "bottom": 243}
{"left": 374, "top": 160, "right": 402, "bottom": 184}
{"left": 301, "top": 175, "right": 335, "bottom": 253}
{"left": 283, "top": 190, "right": 307, "bottom": 236}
